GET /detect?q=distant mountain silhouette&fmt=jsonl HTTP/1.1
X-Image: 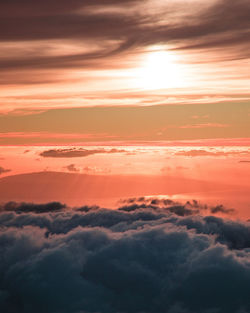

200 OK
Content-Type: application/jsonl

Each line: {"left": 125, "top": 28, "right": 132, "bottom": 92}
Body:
{"left": 0, "top": 171, "right": 235, "bottom": 206}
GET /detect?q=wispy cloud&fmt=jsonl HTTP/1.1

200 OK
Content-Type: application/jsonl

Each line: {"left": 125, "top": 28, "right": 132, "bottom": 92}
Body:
{"left": 1, "top": 0, "right": 250, "bottom": 71}
{"left": 0, "top": 0, "right": 249, "bottom": 142}
{"left": 0, "top": 0, "right": 249, "bottom": 107}
{"left": 175, "top": 149, "right": 250, "bottom": 157}
{"left": 63, "top": 164, "right": 111, "bottom": 174}
{"left": 179, "top": 123, "right": 229, "bottom": 129}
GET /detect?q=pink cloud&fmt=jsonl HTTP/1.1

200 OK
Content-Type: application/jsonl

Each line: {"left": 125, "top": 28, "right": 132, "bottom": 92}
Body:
{"left": 179, "top": 123, "right": 229, "bottom": 129}
{"left": 0, "top": 132, "right": 115, "bottom": 139}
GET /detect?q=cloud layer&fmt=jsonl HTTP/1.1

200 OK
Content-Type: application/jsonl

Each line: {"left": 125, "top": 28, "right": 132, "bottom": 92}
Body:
{"left": 40, "top": 148, "right": 125, "bottom": 158}
{"left": 1, "top": 0, "right": 250, "bottom": 71}
{"left": 0, "top": 199, "right": 249, "bottom": 313}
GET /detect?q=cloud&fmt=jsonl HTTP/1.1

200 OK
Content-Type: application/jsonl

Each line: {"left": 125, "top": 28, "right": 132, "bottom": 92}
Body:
{"left": 0, "top": 132, "right": 110, "bottom": 139}
{"left": 82, "top": 166, "right": 111, "bottom": 174}
{"left": 179, "top": 123, "right": 229, "bottom": 129}
{"left": 1, "top": 201, "right": 66, "bottom": 213}
{"left": 63, "top": 164, "right": 80, "bottom": 172}
{"left": 119, "top": 197, "right": 235, "bottom": 216}
{"left": 0, "top": 0, "right": 140, "bottom": 18}
{"left": 40, "top": 148, "right": 125, "bottom": 158}
{"left": 1, "top": 0, "right": 250, "bottom": 75}
{"left": 0, "top": 199, "right": 249, "bottom": 313}
{"left": 62, "top": 164, "right": 111, "bottom": 174}
{"left": 175, "top": 149, "right": 250, "bottom": 157}
{"left": 0, "top": 166, "right": 11, "bottom": 175}
{"left": 210, "top": 204, "right": 235, "bottom": 215}
{"left": 191, "top": 115, "right": 210, "bottom": 119}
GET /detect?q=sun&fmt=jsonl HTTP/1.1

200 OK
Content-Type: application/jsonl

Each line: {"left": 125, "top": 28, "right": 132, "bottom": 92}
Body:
{"left": 135, "top": 48, "right": 186, "bottom": 90}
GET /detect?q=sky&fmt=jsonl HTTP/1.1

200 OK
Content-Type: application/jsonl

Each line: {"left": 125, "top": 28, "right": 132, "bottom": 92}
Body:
{"left": 0, "top": 0, "right": 250, "bottom": 144}
{"left": 0, "top": 0, "right": 250, "bottom": 214}
{"left": 1, "top": 2, "right": 250, "bottom": 312}
{"left": 0, "top": 0, "right": 249, "bottom": 212}
{"left": 0, "top": 145, "right": 250, "bottom": 219}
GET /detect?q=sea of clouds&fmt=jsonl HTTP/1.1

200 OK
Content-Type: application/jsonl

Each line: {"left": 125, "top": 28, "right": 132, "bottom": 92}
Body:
{"left": 0, "top": 198, "right": 250, "bottom": 313}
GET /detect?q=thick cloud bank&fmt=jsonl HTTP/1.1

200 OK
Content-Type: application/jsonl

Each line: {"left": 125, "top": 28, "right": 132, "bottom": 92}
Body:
{"left": 0, "top": 199, "right": 250, "bottom": 313}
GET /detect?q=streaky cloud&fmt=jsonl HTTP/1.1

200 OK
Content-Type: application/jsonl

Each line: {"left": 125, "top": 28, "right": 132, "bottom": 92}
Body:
{"left": 1, "top": 0, "right": 250, "bottom": 74}
{"left": 40, "top": 148, "right": 126, "bottom": 158}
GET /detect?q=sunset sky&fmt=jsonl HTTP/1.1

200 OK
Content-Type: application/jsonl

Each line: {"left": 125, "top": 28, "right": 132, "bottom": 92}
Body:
{"left": 0, "top": 0, "right": 250, "bottom": 213}
{"left": 1, "top": 2, "right": 250, "bottom": 313}
{"left": 0, "top": 0, "right": 250, "bottom": 144}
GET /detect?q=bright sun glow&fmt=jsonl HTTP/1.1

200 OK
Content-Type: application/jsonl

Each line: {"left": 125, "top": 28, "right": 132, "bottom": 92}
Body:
{"left": 135, "top": 48, "right": 187, "bottom": 90}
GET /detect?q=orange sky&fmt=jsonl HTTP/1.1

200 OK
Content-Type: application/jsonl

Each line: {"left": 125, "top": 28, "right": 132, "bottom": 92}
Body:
{"left": 0, "top": 0, "right": 250, "bottom": 145}
{"left": 0, "top": 0, "right": 250, "bottom": 219}
{"left": 1, "top": 4, "right": 250, "bottom": 312}
{"left": 0, "top": 145, "right": 249, "bottom": 219}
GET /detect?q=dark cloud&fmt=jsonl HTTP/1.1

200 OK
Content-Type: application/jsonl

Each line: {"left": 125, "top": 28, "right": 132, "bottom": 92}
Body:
{"left": 119, "top": 203, "right": 199, "bottom": 216}
{"left": 0, "top": 166, "right": 11, "bottom": 175}
{"left": 63, "top": 164, "right": 80, "bottom": 172}
{"left": 0, "top": 0, "right": 139, "bottom": 17}
{"left": 0, "top": 0, "right": 250, "bottom": 74}
{"left": 2, "top": 0, "right": 250, "bottom": 44}
{"left": 40, "top": 148, "right": 125, "bottom": 158}
{"left": 1, "top": 201, "right": 66, "bottom": 213}
{"left": 210, "top": 204, "right": 235, "bottom": 215}
{"left": 119, "top": 197, "right": 235, "bottom": 216}
{"left": 0, "top": 199, "right": 248, "bottom": 313}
